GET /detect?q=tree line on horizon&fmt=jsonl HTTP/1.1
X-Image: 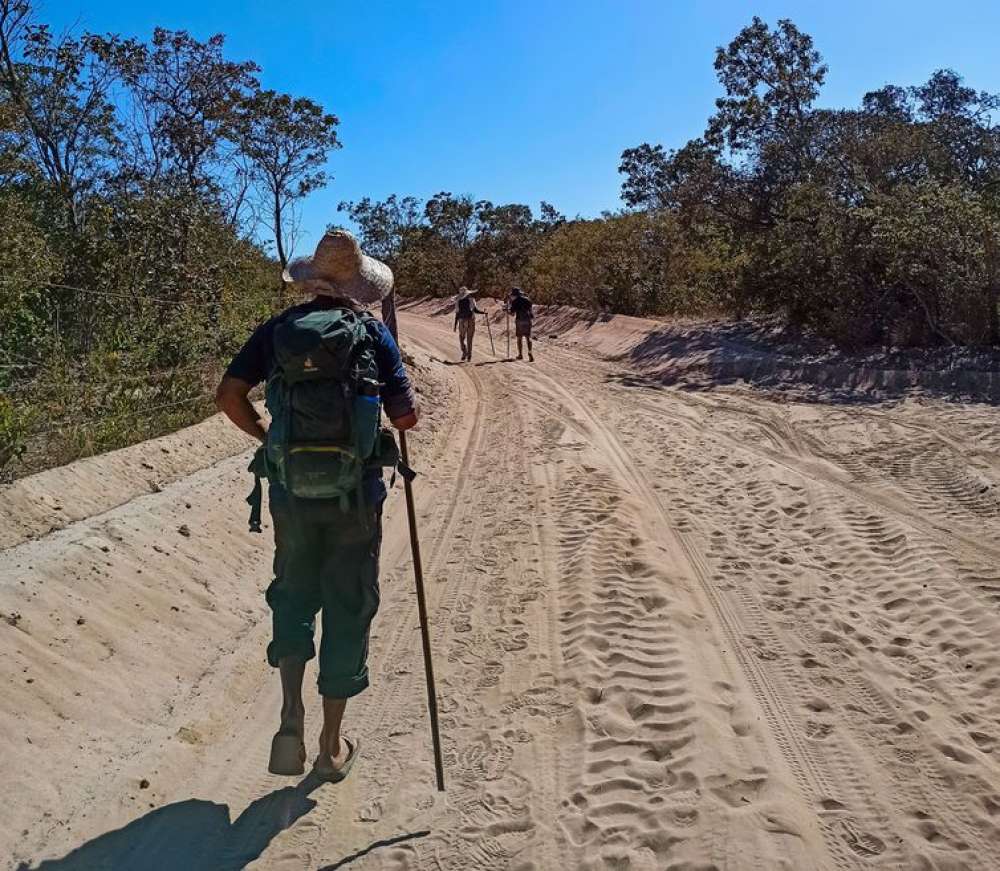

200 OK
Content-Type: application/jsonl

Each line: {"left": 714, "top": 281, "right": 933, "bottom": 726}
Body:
{"left": 3, "top": 10, "right": 999, "bottom": 479}
{"left": 345, "top": 18, "right": 1000, "bottom": 350}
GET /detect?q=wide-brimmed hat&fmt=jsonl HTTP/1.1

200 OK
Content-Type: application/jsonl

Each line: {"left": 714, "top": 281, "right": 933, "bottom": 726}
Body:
{"left": 456, "top": 286, "right": 478, "bottom": 300}
{"left": 282, "top": 230, "right": 393, "bottom": 304}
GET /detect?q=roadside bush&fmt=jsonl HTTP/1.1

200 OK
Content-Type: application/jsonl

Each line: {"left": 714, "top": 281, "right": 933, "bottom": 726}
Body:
{"left": 525, "top": 212, "right": 734, "bottom": 317}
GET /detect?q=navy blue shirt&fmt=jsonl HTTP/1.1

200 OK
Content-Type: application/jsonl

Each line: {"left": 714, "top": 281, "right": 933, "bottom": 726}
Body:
{"left": 226, "top": 297, "right": 416, "bottom": 506}
{"left": 508, "top": 295, "right": 533, "bottom": 321}
{"left": 225, "top": 297, "right": 416, "bottom": 422}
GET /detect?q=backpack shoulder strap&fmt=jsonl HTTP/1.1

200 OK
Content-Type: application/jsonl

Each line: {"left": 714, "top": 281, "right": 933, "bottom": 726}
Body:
{"left": 356, "top": 309, "right": 380, "bottom": 343}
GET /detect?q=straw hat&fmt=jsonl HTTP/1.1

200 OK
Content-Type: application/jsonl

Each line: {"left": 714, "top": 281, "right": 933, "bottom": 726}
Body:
{"left": 282, "top": 230, "right": 393, "bottom": 304}
{"left": 456, "top": 286, "right": 478, "bottom": 300}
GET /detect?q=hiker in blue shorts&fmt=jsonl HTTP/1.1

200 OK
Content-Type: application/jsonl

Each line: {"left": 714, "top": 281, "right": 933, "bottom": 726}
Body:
{"left": 216, "top": 230, "right": 417, "bottom": 782}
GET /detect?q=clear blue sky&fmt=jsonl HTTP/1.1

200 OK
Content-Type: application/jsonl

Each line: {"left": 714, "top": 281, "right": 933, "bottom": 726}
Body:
{"left": 43, "top": 0, "right": 1000, "bottom": 255}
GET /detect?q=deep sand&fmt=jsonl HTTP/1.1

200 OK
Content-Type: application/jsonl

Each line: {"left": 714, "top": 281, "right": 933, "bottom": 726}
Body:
{"left": 3, "top": 305, "right": 1000, "bottom": 870}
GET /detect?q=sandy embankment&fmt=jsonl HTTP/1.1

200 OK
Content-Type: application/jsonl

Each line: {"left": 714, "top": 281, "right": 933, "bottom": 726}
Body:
{"left": 402, "top": 295, "right": 1000, "bottom": 401}
{"left": 3, "top": 305, "right": 1000, "bottom": 870}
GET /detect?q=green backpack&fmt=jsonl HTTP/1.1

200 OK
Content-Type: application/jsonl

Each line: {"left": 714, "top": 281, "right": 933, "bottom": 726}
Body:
{"left": 246, "top": 306, "right": 398, "bottom": 531}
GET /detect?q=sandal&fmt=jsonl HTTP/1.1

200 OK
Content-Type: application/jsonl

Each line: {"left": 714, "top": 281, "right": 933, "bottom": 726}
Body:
{"left": 268, "top": 729, "right": 306, "bottom": 776}
{"left": 313, "top": 736, "right": 360, "bottom": 783}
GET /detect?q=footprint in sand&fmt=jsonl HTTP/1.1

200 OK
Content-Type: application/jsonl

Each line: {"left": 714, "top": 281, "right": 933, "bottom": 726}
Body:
{"left": 706, "top": 771, "right": 769, "bottom": 808}
{"left": 839, "top": 820, "right": 886, "bottom": 856}
{"left": 804, "top": 720, "right": 834, "bottom": 741}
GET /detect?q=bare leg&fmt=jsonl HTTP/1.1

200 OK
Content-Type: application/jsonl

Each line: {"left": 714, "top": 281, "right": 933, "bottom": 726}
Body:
{"left": 317, "top": 696, "right": 351, "bottom": 769}
{"left": 466, "top": 321, "right": 476, "bottom": 360}
{"left": 278, "top": 656, "right": 306, "bottom": 736}
{"left": 516, "top": 335, "right": 524, "bottom": 359}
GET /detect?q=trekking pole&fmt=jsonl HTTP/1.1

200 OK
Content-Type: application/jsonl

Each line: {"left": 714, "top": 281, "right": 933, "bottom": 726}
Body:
{"left": 506, "top": 304, "right": 511, "bottom": 359}
{"left": 382, "top": 291, "right": 446, "bottom": 793}
{"left": 484, "top": 307, "right": 496, "bottom": 356}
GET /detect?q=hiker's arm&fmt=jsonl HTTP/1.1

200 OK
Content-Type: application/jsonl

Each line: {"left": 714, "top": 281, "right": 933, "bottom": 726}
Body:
{"left": 373, "top": 320, "right": 419, "bottom": 428}
{"left": 220, "top": 319, "right": 270, "bottom": 438}
{"left": 215, "top": 376, "right": 267, "bottom": 442}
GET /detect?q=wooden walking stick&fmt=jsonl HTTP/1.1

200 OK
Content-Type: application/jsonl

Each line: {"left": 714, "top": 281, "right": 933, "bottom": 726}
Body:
{"left": 483, "top": 306, "right": 496, "bottom": 356}
{"left": 505, "top": 300, "right": 511, "bottom": 359}
{"left": 381, "top": 290, "right": 447, "bottom": 793}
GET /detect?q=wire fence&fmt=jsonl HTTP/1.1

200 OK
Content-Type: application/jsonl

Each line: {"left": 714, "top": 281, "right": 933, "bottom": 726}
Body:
{"left": 0, "top": 278, "right": 224, "bottom": 308}
{"left": 29, "top": 392, "right": 216, "bottom": 437}
{"left": 3, "top": 362, "right": 213, "bottom": 395}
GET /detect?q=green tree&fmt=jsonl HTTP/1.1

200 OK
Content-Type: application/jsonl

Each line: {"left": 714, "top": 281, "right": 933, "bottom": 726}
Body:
{"left": 424, "top": 191, "right": 478, "bottom": 248}
{"left": 466, "top": 201, "right": 535, "bottom": 293}
{"left": 0, "top": 0, "right": 140, "bottom": 231}
{"left": 236, "top": 89, "right": 340, "bottom": 268}
{"left": 708, "top": 17, "right": 826, "bottom": 162}
{"left": 337, "top": 194, "right": 422, "bottom": 263}
{"left": 117, "top": 28, "right": 259, "bottom": 193}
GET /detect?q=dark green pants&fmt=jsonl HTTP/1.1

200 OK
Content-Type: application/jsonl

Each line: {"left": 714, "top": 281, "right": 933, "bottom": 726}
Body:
{"left": 266, "top": 487, "right": 383, "bottom": 698}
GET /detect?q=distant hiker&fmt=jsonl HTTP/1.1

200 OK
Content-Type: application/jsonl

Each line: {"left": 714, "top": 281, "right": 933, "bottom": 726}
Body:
{"left": 215, "top": 230, "right": 418, "bottom": 783}
{"left": 507, "top": 287, "right": 534, "bottom": 361}
{"left": 454, "top": 286, "right": 485, "bottom": 361}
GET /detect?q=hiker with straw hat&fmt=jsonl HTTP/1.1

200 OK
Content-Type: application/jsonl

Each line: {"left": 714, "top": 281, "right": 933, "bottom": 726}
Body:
{"left": 454, "top": 286, "right": 485, "bottom": 362}
{"left": 215, "top": 229, "right": 418, "bottom": 783}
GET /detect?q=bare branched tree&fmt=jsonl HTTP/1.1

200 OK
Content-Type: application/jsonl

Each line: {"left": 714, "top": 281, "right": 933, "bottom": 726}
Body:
{"left": 234, "top": 89, "right": 340, "bottom": 269}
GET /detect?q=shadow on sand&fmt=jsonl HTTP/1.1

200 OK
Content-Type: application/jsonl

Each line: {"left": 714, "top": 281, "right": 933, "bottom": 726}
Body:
{"left": 602, "top": 367, "right": 898, "bottom": 406}
{"left": 437, "top": 357, "right": 515, "bottom": 367}
{"left": 18, "top": 773, "right": 429, "bottom": 871}
{"left": 618, "top": 323, "right": 1000, "bottom": 406}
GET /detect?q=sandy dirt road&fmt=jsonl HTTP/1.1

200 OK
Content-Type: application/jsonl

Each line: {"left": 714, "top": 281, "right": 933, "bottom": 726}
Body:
{"left": 4, "top": 308, "right": 1000, "bottom": 870}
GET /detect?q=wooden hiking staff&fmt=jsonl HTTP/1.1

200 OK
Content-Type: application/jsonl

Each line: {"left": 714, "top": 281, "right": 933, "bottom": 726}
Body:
{"left": 505, "top": 302, "right": 511, "bottom": 359}
{"left": 483, "top": 306, "right": 496, "bottom": 356}
{"left": 381, "top": 291, "right": 447, "bottom": 793}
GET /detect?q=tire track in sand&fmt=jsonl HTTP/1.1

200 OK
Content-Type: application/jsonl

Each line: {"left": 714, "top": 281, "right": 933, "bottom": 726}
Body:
{"left": 515, "top": 358, "right": 885, "bottom": 871}
{"left": 588, "top": 358, "right": 1000, "bottom": 868}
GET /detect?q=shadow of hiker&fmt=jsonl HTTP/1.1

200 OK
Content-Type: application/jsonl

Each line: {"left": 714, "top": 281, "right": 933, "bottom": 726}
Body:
{"left": 19, "top": 773, "right": 324, "bottom": 871}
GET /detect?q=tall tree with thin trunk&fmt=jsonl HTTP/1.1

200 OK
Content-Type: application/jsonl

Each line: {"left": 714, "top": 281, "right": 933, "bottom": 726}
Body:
{"left": 119, "top": 29, "right": 259, "bottom": 193}
{"left": 0, "top": 0, "right": 139, "bottom": 232}
{"left": 236, "top": 89, "right": 340, "bottom": 269}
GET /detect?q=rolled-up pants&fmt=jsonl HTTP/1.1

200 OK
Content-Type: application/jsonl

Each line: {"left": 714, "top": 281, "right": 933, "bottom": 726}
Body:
{"left": 265, "top": 486, "right": 383, "bottom": 698}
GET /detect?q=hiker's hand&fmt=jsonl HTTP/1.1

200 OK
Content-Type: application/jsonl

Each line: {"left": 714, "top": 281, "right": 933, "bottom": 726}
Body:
{"left": 390, "top": 411, "right": 418, "bottom": 432}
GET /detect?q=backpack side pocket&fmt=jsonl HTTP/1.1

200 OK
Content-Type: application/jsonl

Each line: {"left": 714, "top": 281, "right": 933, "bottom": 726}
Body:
{"left": 367, "top": 427, "right": 401, "bottom": 468}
